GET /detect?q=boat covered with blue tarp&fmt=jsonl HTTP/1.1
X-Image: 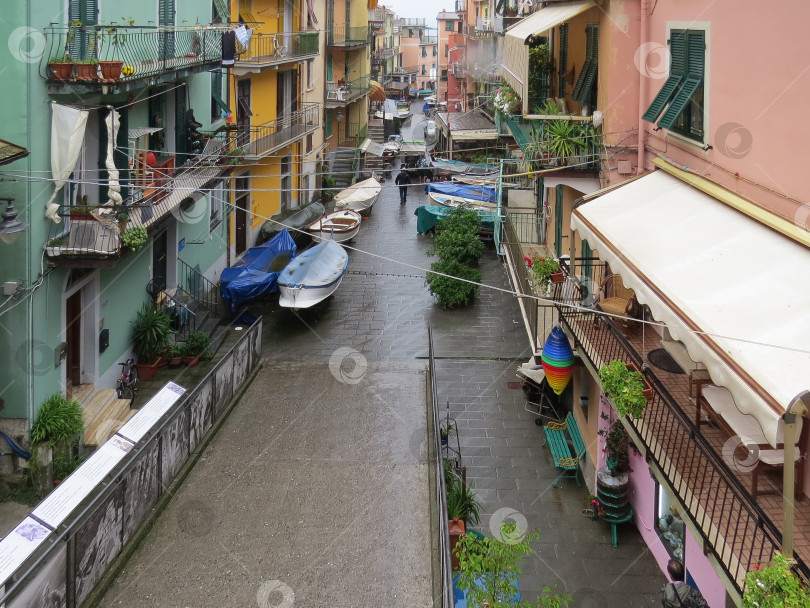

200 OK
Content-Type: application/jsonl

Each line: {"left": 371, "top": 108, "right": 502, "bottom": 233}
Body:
{"left": 220, "top": 229, "right": 297, "bottom": 312}
{"left": 425, "top": 181, "right": 497, "bottom": 203}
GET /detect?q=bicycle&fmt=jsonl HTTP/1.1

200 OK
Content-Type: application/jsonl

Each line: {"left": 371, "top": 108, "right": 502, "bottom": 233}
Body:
{"left": 116, "top": 358, "right": 138, "bottom": 407}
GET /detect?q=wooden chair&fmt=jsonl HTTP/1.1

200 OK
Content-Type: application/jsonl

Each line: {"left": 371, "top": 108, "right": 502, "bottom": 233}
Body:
{"left": 751, "top": 415, "right": 808, "bottom": 498}
{"left": 596, "top": 274, "right": 640, "bottom": 329}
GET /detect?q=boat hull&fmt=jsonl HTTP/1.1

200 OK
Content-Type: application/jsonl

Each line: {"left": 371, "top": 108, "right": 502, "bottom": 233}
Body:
{"left": 429, "top": 192, "right": 497, "bottom": 211}
{"left": 307, "top": 210, "right": 362, "bottom": 243}
{"left": 333, "top": 178, "right": 383, "bottom": 216}
{"left": 277, "top": 241, "right": 349, "bottom": 310}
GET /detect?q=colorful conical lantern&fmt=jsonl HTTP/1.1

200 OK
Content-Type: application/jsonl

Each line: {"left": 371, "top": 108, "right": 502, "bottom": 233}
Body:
{"left": 541, "top": 326, "right": 574, "bottom": 395}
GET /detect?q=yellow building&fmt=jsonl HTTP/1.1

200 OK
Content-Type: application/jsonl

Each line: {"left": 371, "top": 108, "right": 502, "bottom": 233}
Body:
{"left": 324, "top": 0, "right": 372, "bottom": 151}
{"left": 230, "top": 0, "right": 323, "bottom": 254}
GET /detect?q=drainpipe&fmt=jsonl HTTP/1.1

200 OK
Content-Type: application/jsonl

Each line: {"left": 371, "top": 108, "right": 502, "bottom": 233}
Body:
{"left": 782, "top": 391, "right": 810, "bottom": 561}
{"left": 637, "top": 0, "right": 648, "bottom": 174}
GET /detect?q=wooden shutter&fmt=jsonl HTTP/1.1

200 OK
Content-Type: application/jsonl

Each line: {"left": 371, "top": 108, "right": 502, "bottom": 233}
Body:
{"left": 175, "top": 86, "right": 187, "bottom": 165}
{"left": 558, "top": 23, "right": 568, "bottom": 98}
{"left": 69, "top": 0, "right": 98, "bottom": 59}
{"left": 642, "top": 29, "right": 688, "bottom": 123}
{"left": 657, "top": 30, "right": 704, "bottom": 128}
{"left": 327, "top": 54, "right": 333, "bottom": 81}
{"left": 572, "top": 24, "right": 598, "bottom": 104}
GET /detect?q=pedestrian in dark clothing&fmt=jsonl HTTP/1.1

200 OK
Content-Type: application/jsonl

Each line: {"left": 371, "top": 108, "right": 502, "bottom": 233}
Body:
{"left": 661, "top": 560, "right": 708, "bottom": 608}
{"left": 395, "top": 169, "right": 411, "bottom": 204}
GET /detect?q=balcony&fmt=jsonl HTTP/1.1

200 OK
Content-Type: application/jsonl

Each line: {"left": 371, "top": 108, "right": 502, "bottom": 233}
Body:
{"left": 455, "top": 0, "right": 467, "bottom": 11}
{"left": 500, "top": 238, "right": 810, "bottom": 595}
{"left": 325, "top": 75, "right": 371, "bottom": 107}
{"left": 371, "top": 47, "right": 396, "bottom": 60}
{"left": 393, "top": 65, "right": 418, "bottom": 75}
{"left": 234, "top": 31, "right": 319, "bottom": 73}
{"left": 400, "top": 18, "right": 427, "bottom": 26}
{"left": 501, "top": 115, "right": 601, "bottom": 171}
{"left": 327, "top": 25, "right": 372, "bottom": 48}
{"left": 41, "top": 24, "right": 229, "bottom": 93}
{"left": 233, "top": 103, "right": 320, "bottom": 160}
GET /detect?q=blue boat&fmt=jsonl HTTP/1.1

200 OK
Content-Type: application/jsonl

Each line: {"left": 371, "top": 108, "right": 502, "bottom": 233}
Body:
{"left": 277, "top": 240, "right": 349, "bottom": 309}
{"left": 220, "top": 229, "right": 297, "bottom": 312}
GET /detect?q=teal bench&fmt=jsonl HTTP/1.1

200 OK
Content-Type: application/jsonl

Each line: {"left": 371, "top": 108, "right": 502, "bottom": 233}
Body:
{"left": 542, "top": 413, "right": 586, "bottom": 487}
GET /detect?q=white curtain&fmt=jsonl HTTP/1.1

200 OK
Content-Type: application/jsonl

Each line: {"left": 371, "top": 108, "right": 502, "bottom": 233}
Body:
{"left": 104, "top": 108, "right": 122, "bottom": 209}
{"left": 44, "top": 104, "right": 89, "bottom": 223}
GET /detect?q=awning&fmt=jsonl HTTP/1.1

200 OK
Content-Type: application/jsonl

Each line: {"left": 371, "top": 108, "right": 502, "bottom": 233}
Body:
{"left": 0, "top": 139, "right": 29, "bottom": 166}
{"left": 501, "top": 1, "right": 594, "bottom": 114}
{"left": 369, "top": 80, "right": 386, "bottom": 102}
{"left": 571, "top": 165, "right": 810, "bottom": 447}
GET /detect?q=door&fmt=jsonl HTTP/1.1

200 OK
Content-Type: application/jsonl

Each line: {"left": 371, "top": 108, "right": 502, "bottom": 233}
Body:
{"left": 236, "top": 79, "right": 252, "bottom": 149}
{"left": 65, "top": 291, "right": 82, "bottom": 395}
{"left": 152, "top": 230, "right": 168, "bottom": 291}
{"left": 235, "top": 175, "right": 249, "bottom": 254}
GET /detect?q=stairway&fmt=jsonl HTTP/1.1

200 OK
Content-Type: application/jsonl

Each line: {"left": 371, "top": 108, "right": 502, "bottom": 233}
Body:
{"left": 368, "top": 124, "right": 385, "bottom": 143}
{"left": 82, "top": 389, "right": 137, "bottom": 447}
{"left": 330, "top": 147, "right": 357, "bottom": 188}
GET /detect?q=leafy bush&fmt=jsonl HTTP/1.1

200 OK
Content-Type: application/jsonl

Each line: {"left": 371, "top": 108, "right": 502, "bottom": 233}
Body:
{"left": 131, "top": 303, "right": 172, "bottom": 362}
{"left": 30, "top": 394, "right": 84, "bottom": 447}
{"left": 435, "top": 207, "right": 483, "bottom": 237}
{"left": 184, "top": 330, "right": 210, "bottom": 357}
{"left": 430, "top": 226, "right": 486, "bottom": 265}
{"left": 598, "top": 359, "right": 649, "bottom": 418}
{"left": 743, "top": 553, "right": 810, "bottom": 608}
{"left": 426, "top": 259, "right": 481, "bottom": 309}
{"left": 121, "top": 226, "right": 148, "bottom": 252}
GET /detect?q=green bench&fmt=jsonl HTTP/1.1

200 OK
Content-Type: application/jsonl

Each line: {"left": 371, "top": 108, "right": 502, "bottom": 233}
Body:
{"left": 542, "top": 412, "right": 586, "bottom": 487}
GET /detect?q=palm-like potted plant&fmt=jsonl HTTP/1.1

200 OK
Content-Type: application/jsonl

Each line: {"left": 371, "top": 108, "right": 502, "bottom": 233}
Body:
{"left": 131, "top": 303, "right": 172, "bottom": 380}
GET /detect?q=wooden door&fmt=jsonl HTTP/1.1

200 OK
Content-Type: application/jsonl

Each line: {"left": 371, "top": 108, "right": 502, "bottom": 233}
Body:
{"left": 236, "top": 79, "right": 252, "bottom": 148}
{"left": 65, "top": 291, "right": 82, "bottom": 395}
{"left": 152, "top": 230, "right": 168, "bottom": 291}
{"left": 235, "top": 175, "right": 249, "bottom": 254}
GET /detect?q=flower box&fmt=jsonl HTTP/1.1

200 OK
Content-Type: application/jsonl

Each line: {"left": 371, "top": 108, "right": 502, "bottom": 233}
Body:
{"left": 626, "top": 362, "right": 653, "bottom": 402}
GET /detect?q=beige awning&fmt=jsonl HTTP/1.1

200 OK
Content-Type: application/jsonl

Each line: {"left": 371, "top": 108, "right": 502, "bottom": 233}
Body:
{"left": 571, "top": 166, "right": 810, "bottom": 447}
{"left": 501, "top": 1, "right": 594, "bottom": 114}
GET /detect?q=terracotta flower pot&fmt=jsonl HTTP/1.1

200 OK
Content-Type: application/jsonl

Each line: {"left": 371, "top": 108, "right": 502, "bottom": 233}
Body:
{"left": 99, "top": 61, "right": 124, "bottom": 82}
{"left": 185, "top": 355, "right": 200, "bottom": 368}
{"left": 168, "top": 356, "right": 184, "bottom": 368}
{"left": 550, "top": 269, "right": 565, "bottom": 284}
{"left": 136, "top": 361, "right": 159, "bottom": 381}
{"left": 49, "top": 62, "right": 74, "bottom": 81}
{"left": 75, "top": 63, "right": 99, "bottom": 81}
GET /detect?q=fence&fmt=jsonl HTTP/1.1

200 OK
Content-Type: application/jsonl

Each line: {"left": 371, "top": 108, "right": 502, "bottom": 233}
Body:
{"left": 234, "top": 103, "right": 320, "bottom": 158}
{"left": 327, "top": 25, "right": 371, "bottom": 46}
{"left": 428, "top": 326, "right": 454, "bottom": 608}
{"left": 0, "top": 319, "right": 263, "bottom": 607}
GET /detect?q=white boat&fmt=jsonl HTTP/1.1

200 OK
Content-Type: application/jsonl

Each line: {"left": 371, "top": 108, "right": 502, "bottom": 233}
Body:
{"left": 396, "top": 101, "right": 411, "bottom": 119}
{"left": 428, "top": 192, "right": 498, "bottom": 211}
{"left": 307, "top": 209, "right": 362, "bottom": 243}
{"left": 333, "top": 178, "right": 382, "bottom": 215}
{"left": 278, "top": 240, "right": 349, "bottom": 309}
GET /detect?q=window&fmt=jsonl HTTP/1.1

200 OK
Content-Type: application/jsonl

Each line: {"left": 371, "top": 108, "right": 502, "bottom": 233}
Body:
{"left": 211, "top": 70, "right": 228, "bottom": 122}
{"left": 421, "top": 47, "right": 427, "bottom": 57}
{"left": 642, "top": 28, "right": 706, "bottom": 141}
{"left": 571, "top": 24, "right": 598, "bottom": 106}
{"left": 445, "top": 44, "right": 449, "bottom": 57}
{"left": 422, "top": 65, "right": 426, "bottom": 75}
{"left": 445, "top": 21, "right": 454, "bottom": 32}
{"left": 306, "top": 133, "right": 313, "bottom": 153}
{"left": 441, "top": 69, "right": 448, "bottom": 82}
{"left": 307, "top": 60, "right": 314, "bottom": 90}
{"left": 210, "top": 181, "right": 224, "bottom": 231}
{"left": 433, "top": 45, "right": 437, "bottom": 56}
{"left": 655, "top": 483, "right": 685, "bottom": 562}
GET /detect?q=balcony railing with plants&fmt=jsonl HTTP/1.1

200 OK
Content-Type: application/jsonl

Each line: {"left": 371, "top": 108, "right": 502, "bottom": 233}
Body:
{"left": 393, "top": 65, "right": 418, "bottom": 74}
{"left": 327, "top": 25, "right": 372, "bottom": 47}
{"left": 233, "top": 103, "right": 320, "bottom": 159}
{"left": 325, "top": 75, "right": 371, "bottom": 106}
{"left": 41, "top": 24, "right": 230, "bottom": 85}
{"left": 545, "top": 258, "right": 809, "bottom": 594}
{"left": 236, "top": 31, "right": 319, "bottom": 67}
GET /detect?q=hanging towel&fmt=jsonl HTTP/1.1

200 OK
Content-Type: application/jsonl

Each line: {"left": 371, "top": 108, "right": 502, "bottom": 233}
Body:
{"left": 306, "top": 0, "right": 319, "bottom": 26}
{"left": 222, "top": 30, "right": 236, "bottom": 67}
{"left": 235, "top": 24, "right": 252, "bottom": 48}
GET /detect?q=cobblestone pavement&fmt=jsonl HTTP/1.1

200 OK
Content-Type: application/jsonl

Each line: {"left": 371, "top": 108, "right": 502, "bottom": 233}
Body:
{"left": 103, "top": 105, "right": 663, "bottom": 607}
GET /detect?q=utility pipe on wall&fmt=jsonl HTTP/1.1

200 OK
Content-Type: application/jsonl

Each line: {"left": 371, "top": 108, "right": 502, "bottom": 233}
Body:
{"left": 637, "top": 0, "right": 648, "bottom": 174}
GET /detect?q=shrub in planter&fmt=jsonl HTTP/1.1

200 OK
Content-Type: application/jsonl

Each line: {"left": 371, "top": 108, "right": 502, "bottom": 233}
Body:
{"left": 426, "top": 259, "right": 481, "bottom": 309}
{"left": 131, "top": 303, "right": 172, "bottom": 377}
{"left": 121, "top": 226, "right": 148, "bottom": 252}
{"left": 445, "top": 469, "right": 481, "bottom": 526}
{"left": 30, "top": 394, "right": 84, "bottom": 448}
{"left": 598, "top": 359, "right": 650, "bottom": 418}
{"left": 743, "top": 553, "right": 810, "bottom": 608}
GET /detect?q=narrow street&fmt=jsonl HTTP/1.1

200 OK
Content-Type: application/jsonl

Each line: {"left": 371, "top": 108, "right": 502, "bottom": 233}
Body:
{"left": 103, "top": 105, "right": 662, "bottom": 607}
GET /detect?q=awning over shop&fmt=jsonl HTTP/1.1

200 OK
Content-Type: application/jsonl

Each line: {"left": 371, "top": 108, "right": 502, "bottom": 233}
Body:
{"left": 369, "top": 80, "right": 386, "bottom": 102}
{"left": 436, "top": 110, "right": 498, "bottom": 141}
{"left": 385, "top": 81, "right": 410, "bottom": 93}
{"left": 501, "top": 1, "right": 594, "bottom": 114}
{"left": 571, "top": 164, "right": 810, "bottom": 446}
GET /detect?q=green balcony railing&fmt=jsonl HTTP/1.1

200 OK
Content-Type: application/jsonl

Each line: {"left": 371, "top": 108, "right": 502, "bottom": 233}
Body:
{"left": 328, "top": 25, "right": 371, "bottom": 47}
{"left": 325, "top": 75, "right": 371, "bottom": 106}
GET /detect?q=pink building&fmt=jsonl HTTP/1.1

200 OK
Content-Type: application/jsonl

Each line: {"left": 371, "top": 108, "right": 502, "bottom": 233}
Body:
{"left": 500, "top": 1, "right": 810, "bottom": 606}
{"left": 436, "top": 10, "right": 463, "bottom": 108}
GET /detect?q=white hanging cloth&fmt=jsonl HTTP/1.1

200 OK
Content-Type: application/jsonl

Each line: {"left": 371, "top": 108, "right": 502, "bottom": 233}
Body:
{"left": 104, "top": 108, "right": 122, "bottom": 209}
{"left": 44, "top": 103, "right": 89, "bottom": 223}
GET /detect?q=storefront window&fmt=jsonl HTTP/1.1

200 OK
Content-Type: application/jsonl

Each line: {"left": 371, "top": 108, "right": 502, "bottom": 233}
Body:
{"left": 656, "top": 484, "right": 684, "bottom": 561}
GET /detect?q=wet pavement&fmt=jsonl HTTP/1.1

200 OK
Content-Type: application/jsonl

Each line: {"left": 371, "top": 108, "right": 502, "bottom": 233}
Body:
{"left": 102, "top": 104, "right": 663, "bottom": 607}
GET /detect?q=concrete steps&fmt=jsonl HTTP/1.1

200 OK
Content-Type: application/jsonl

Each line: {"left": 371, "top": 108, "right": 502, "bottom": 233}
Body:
{"left": 82, "top": 389, "right": 136, "bottom": 447}
{"left": 368, "top": 125, "right": 385, "bottom": 143}
{"left": 330, "top": 147, "right": 357, "bottom": 188}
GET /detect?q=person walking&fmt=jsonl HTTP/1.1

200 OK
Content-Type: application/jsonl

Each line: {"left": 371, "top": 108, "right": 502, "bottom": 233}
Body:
{"left": 661, "top": 560, "right": 708, "bottom": 608}
{"left": 395, "top": 168, "right": 411, "bottom": 204}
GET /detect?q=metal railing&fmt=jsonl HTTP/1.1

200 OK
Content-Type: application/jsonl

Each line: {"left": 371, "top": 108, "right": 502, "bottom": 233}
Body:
{"left": 394, "top": 65, "right": 418, "bottom": 74}
{"left": 428, "top": 326, "right": 454, "bottom": 608}
{"left": 327, "top": 25, "right": 371, "bottom": 47}
{"left": 235, "top": 103, "right": 320, "bottom": 158}
{"left": 177, "top": 258, "right": 223, "bottom": 320}
{"left": 552, "top": 259, "right": 807, "bottom": 593}
{"left": 456, "top": 0, "right": 467, "bottom": 11}
{"left": 236, "top": 30, "right": 319, "bottom": 66}
{"left": 325, "top": 75, "right": 371, "bottom": 105}
{"left": 41, "top": 24, "right": 229, "bottom": 84}
{"left": 45, "top": 210, "right": 121, "bottom": 262}
{"left": 401, "top": 17, "right": 427, "bottom": 26}
{"left": 502, "top": 115, "right": 603, "bottom": 170}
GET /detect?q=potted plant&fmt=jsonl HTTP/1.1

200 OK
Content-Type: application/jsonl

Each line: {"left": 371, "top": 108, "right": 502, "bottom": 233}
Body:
{"left": 168, "top": 343, "right": 186, "bottom": 368}
{"left": 121, "top": 226, "right": 148, "bottom": 252}
{"left": 440, "top": 421, "right": 454, "bottom": 445}
{"left": 46, "top": 237, "right": 66, "bottom": 256}
{"left": 131, "top": 303, "right": 172, "bottom": 380}
{"left": 115, "top": 205, "right": 130, "bottom": 233}
{"left": 74, "top": 57, "right": 99, "bottom": 81}
{"left": 587, "top": 494, "right": 606, "bottom": 519}
{"left": 184, "top": 330, "right": 210, "bottom": 367}
{"left": 48, "top": 54, "right": 75, "bottom": 81}
{"left": 542, "top": 119, "right": 585, "bottom": 165}
{"left": 743, "top": 553, "right": 810, "bottom": 608}
{"left": 70, "top": 200, "right": 95, "bottom": 220}
{"left": 525, "top": 246, "right": 563, "bottom": 294}
{"left": 221, "top": 148, "right": 248, "bottom": 165}
{"left": 599, "top": 415, "right": 631, "bottom": 474}
{"left": 29, "top": 393, "right": 85, "bottom": 496}
{"left": 99, "top": 22, "right": 132, "bottom": 81}
{"left": 598, "top": 359, "right": 652, "bottom": 418}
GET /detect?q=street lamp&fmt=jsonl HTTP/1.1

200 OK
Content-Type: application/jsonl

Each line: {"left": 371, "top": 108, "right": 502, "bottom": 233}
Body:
{"left": 0, "top": 198, "right": 28, "bottom": 244}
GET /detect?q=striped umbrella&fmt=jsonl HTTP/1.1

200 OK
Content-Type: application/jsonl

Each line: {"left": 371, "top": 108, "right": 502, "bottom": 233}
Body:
{"left": 541, "top": 326, "right": 574, "bottom": 395}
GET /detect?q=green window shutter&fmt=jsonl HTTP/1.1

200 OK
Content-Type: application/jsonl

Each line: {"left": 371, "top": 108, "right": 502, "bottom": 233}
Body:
{"left": 176, "top": 85, "right": 188, "bottom": 164}
{"left": 211, "top": 71, "right": 229, "bottom": 117}
{"left": 327, "top": 54, "right": 333, "bottom": 81}
{"left": 326, "top": 111, "right": 332, "bottom": 138}
{"left": 69, "top": 0, "right": 98, "bottom": 59}
{"left": 114, "top": 106, "right": 129, "bottom": 201}
{"left": 655, "top": 30, "right": 704, "bottom": 128}
{"left": 213, "top": 0, "right": 229, "bottom": 22}
{"left": 572, "top": 24, "right": 598, "bottom": 104}
{"left": 641, "top": 29, "right": 689, "bottom": 123}
{"left": 558, "top": 24, "right": 568, "bottom": 97}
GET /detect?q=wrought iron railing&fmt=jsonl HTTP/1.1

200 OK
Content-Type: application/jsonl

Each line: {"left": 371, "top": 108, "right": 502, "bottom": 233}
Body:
{"left": 234, "top": 103, "right": 320, "bottom": 158}
{"left": 236, "top": 31, "right": 319, "bottom": 65}
{"left": 41, "top": 24, "right": 229, "bottom": 84}
{"left": 45, "top": 209, "right": 121, "bottom": 261}
{"left": 552, "top": 260, "right": 808, "bottom": 593}
{"left": 177, "top": 257, "right": 223, "bottom": 320}
{"left": 325, "top": 75, "right": 371, "bottom": 105}
{"left": 327, "top": 25, "right": 371, "bottom": 47}
{"left": 502, "top": 114, "right": 602, "bottom": 170}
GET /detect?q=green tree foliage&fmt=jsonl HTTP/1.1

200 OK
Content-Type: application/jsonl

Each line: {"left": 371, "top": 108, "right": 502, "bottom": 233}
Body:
{"left": 426, "top": 260, "right": 481, "bottom": 309}
{"left": 426, "top": 208, "right": 486, "bottom": 308}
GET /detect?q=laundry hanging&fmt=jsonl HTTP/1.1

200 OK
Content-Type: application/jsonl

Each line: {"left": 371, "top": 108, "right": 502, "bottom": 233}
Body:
{"left": 221, "top": 30, "right": 236, "bottom": 67}
{"left": 44, "top": 103, "right": 89, "bottom": 223}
